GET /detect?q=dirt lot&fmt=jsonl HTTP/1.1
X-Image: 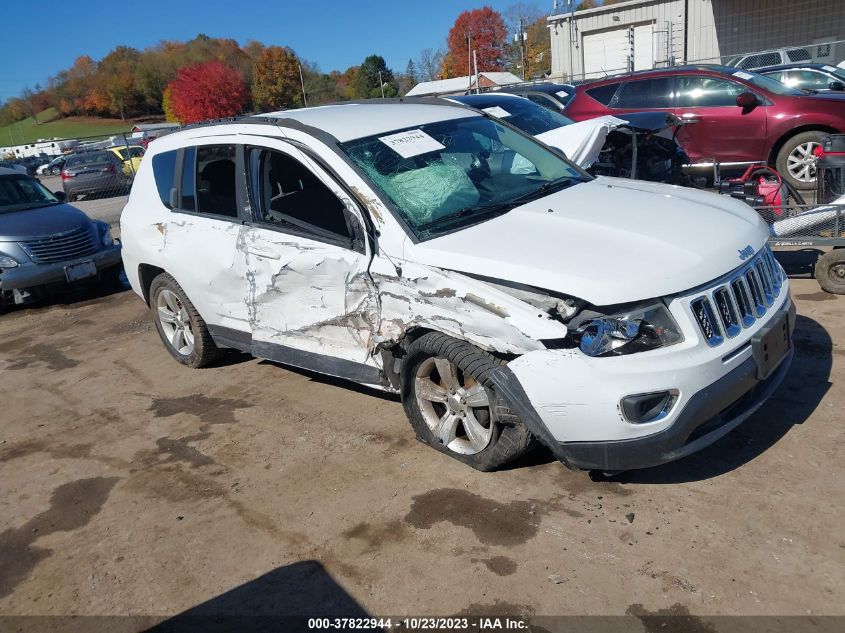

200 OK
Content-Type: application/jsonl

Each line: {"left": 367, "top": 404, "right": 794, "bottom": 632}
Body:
{"left": 0, "top": 273, "right": 843, "bottom": 626}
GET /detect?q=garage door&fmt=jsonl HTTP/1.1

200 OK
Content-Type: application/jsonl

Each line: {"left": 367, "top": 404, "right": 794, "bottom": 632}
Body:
{"left": 583, "top": 28, "right": 630, "bottom": 78}
{"left": 633, "top": 24, "right": 654, "bottom": 70}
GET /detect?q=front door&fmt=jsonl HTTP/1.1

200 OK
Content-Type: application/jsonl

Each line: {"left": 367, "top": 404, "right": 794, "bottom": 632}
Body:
{"left": 239, "top": 141, "right": 381, "bottom": 382}
{"left": 673, "top": 74, "right": 768, "bottom": 164}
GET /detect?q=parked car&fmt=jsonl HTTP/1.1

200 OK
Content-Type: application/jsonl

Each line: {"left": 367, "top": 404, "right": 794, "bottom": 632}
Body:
{"left": 725, "top": 47, "right": 812, "bottom": 70}
{"left": 36, "top": 156, "right": 67, "bottom": 176}
{"left": 0, "top": 167, "right": 122, "bottom": 308}
{"left": 496, "top": 82, "right": 576, "bottom": 112}
{"left": 447, "top": 92, "right": 688, "bottom": 184}
{"left": 108, "top": 144, "right": 145, "bottom": 178}
{"left": 564, "top": 65, "right": 845, "bottom": 189}
{"left": 755, "top": 63, "right": 845, "bottom": 92}
{"left": 61, "top": 151, "right": 131, "bottom": 201}
{"left": 121, "top": 102, "right": 794, "bottom": 473}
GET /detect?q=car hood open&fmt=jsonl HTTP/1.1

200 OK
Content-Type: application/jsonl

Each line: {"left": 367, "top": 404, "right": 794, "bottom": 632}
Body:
{"left": 0, "top": 203, "right": 92, "bottom": 241}
{"left": 408, "top": 177, "right": 770, "bottom": 306}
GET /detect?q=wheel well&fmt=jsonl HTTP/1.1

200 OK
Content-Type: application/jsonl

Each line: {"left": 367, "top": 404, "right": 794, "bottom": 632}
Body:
{"left": 137, "top": 264, "right": 165, "bottom": 306}
{"left": 768, "top": 125, "right": 838, "bottom": 166}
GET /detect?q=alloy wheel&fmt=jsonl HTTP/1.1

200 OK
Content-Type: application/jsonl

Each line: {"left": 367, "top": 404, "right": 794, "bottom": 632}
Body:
{"left": 786, "top": 141, "right": 821, "bottom": 183}
{"left": 414, "top": 356, "right": 493, "bottom": 455}
{"left": 156, "top": 288, "right": 195, "bottom": 355}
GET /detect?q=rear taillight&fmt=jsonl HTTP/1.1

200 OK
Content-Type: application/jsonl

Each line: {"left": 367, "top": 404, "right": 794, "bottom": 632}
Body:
{"left": 103, "top": 164, "right": 116, "bottom": 174}
{"left": 60, "top": 171, "right": 72, "bottom": 180}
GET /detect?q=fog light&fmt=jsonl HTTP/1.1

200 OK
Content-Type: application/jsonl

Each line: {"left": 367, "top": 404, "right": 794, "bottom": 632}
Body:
{"left": 621, "top": 390, "right": 677, "bottom": 423}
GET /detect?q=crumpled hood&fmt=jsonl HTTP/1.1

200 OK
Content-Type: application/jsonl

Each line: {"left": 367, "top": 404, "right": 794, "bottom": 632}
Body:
{"left": 408, "top": 177, "right": 770, "bottom": 306}
{"left": 0, "top": 203, "right": 93, "bottom": 241}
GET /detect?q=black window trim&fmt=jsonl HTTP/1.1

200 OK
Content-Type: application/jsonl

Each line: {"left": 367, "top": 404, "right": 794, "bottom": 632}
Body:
{"left": 242, "top": 144, "right": 367, "bottom": 255}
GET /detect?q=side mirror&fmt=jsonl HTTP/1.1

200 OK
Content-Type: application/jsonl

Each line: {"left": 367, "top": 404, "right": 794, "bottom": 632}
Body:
{"left": 53, "top": 191, "right": 66, "bottom": 202}
{"left": 828, "top": 81, "right": 845, "bottom": 91}
{"left": 736, "top": 92, "right": 759, "bottom": 108}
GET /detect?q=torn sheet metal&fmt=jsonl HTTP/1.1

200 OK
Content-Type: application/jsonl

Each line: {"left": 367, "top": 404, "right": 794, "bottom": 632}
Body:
{"left": 534, "top": 116, "right": 631, "bottom": 169}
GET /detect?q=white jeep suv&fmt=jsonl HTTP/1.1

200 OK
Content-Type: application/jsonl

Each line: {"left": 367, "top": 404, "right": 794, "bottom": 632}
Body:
{"left": 121, "top": 101, "right": 794, "bottom": 472}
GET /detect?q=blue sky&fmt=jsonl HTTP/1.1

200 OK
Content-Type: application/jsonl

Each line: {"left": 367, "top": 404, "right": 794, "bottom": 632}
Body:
{"left": 0, "top": 0, "right": 555, "bottom": 101}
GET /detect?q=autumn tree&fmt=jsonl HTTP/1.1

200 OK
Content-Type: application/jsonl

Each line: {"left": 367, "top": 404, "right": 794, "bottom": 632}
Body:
{"left": 416, "top": 48, "right": 445, "bottom": 81}
{"left": 167, "top": 60, "right": 249, "bottom": 124}
{"left": 353, "top": 55, "right": 397, "bottom": 99}
{"left": 98, "top": 46, "right": 141, "bottom": 119}
{"left": 575, "top": 0, "right": 598, "bottom": 10}
{"left": 252, "top": 46, "right": 302, "bottom": 110}
{"left": 444, "top": 7, "right": 507, "bottom": 78}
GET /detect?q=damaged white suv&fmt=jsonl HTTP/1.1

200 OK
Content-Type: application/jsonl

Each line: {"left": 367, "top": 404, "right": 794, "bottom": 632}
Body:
{"left": 121, "top": 101, "right": 794, "bottom": 473}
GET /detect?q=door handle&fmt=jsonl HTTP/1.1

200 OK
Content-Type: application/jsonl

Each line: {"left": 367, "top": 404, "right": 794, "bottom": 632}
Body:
{"left": 247, "top": 248, "right": 281, "bottom": 260}
{"left": 680, "top": 113, "right": 702, "bottom": 123}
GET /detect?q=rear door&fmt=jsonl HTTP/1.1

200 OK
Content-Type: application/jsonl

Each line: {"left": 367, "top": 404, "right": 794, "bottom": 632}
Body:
{"left": 673, "top": 74, "right": 768, "bottom": 163}
{"left": 238, "top": 139, "right": 381, "bottom": 380}
{"left": 606, "top": 76, "right": 675, "bottom": 117}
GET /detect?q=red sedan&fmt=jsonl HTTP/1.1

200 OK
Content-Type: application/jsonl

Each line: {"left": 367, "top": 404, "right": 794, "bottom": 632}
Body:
{"left": 564, "top": 65, "right": 845, "bottom": 189}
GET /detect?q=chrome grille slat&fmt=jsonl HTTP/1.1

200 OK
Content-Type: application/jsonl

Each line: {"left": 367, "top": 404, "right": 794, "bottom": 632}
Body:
{"left": 20, "top": 227, "right": 98, "bottom": 263}
{"left": 690, "top": 247, "right": 783, "bottom": 346}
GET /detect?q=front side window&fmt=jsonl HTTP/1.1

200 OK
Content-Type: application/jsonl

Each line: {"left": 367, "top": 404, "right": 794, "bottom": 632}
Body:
{"left": 249, "top": 148, "right": 353, "bottom": 244}
{"left": 676, "top": 75, "right": 746, "bottom": 107}
{"left": 340, "top": 116, "right": 587, "bottom": 240}
{"left": 782, "top": 69, "right": 836, "bottom": 90}
{"left": 611, "top": 78, "right": 674, "bottom": 108}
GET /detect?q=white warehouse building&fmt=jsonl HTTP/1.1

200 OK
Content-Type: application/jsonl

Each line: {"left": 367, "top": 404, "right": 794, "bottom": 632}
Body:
{"left": 548, "top": 0, "right": 845, "bottom": 81}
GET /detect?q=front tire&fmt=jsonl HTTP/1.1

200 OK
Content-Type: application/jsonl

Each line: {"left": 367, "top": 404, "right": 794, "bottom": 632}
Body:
{"left": 149, "top": 273, "right": 222, "bottom": 368}
{"left": 815, "top": 249, "right": 845, "bottom": 294}
{"left": 776, "top": 131, "right": 826, "bottom": 191}
{"left": 400, "top": 332, "right": 534, "bottom": 471}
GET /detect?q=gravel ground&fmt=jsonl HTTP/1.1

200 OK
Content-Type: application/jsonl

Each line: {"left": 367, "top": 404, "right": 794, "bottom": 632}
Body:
{"left": 0, "top": 271, "right": 842, "bottom": 625}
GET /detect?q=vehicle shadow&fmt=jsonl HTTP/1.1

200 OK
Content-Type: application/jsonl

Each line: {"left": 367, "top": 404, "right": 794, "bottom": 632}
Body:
{"left": 774, "top": 248, "right": 823, "bottom": 279}
{"left": 142, "top": 561, "right": 375, "bottom": 633}
{"left": 0, "top": 269, "right": 129, "bottom": 318}
{"left": 608, "top": 313, "right": 832, "bottom": 484}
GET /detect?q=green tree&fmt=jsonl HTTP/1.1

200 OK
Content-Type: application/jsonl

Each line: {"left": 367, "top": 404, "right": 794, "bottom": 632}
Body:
{"left": 98, "top": 46, "right": 141, "bottom": 119}
{"left": 353, "top": 55, "right": 397, "bottom": 99}
{"left": 252, "top": 46, "right": 302, "bottom": 110}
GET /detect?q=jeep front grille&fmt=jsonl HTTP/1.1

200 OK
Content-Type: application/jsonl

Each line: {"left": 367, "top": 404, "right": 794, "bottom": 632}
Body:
{"left": 690, "top": 246, "right": 784, "bottom": 347}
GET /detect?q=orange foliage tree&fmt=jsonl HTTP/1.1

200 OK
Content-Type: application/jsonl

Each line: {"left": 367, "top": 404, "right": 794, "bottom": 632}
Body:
{"left": 444, "top": 7, "right": 507, "bottom": 78}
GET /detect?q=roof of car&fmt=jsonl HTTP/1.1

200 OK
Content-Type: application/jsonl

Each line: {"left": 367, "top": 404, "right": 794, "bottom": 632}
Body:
{"left": 581, "top": 64, "right": 746, "bottom": 85}
{"left": 500, "top": 83, "right": 574, "bottom": 94}
{"left": 259, "top": 101, "right": 479, "bottom": 142}
{"left": 755, "top": 62, "right": 844, "bottom": 73}
{"left": 449, "top": 93, "right": 526, "bottom": 105}
{"left": 0, "top": 167, "right": 26, "bottom": 176}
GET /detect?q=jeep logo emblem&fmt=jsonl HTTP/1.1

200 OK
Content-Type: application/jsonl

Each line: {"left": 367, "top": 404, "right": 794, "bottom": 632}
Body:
{"left": 738, "top": 245, "right": 754, "bottom": 260}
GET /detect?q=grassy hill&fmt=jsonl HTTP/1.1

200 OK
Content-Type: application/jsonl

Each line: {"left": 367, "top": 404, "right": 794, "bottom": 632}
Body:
{"left": 1, "top": 108, "right": 133, "bottom": 145}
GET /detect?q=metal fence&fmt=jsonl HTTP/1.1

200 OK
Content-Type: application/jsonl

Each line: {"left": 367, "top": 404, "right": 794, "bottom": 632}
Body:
{"left": 547, "top": 0, "right": 844, "bottom": 83}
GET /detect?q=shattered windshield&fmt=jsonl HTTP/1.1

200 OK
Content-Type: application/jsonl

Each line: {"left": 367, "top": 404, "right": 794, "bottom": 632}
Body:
{"left": 0, "top": 175, "right": 60, "bottom": 213}
{"left": 341, "top": 116, "right": 587, "bottom": 240}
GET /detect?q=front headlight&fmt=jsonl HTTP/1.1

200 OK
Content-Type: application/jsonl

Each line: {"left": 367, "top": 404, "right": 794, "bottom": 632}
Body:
{"left": 0, "top": 255, "right": 19, "bottom": 268}
{"left": 575, "top": 303, "right": 683, "bottom": 357}
{"left": 97, "top": 222, "right": 114, "bottom": 246}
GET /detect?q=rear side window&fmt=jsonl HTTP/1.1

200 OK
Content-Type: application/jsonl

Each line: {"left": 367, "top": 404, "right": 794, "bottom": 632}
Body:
{"left": 585, "top": 83, "right": 621, "bottom": 105}
{"left": 195, "top": 145, "right": 237, "bottom": 218}
{"left": 787, "top": 48, "right": 812, "bottom": 62}
{"left": 66, "top": 152, "right": 113, "bottom": 167}
{"left": 611, "top": 78, "right": 674, "bottom": 108}
{"left": 152, "top": 150, "right": 177, "bottom": 207}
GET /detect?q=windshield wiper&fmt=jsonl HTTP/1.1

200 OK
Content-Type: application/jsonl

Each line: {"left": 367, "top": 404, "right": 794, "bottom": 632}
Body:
{"left": 512, "top": 176, "right": 579, "bottom": 204}
{"left": 417, "top": 201, "right": 516, "bottom": 232}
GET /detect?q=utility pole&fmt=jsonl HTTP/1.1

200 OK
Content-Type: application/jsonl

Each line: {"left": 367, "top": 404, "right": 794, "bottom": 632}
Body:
{"left": 518, "top": 17, "right": 527, "bottom": 80}
{"left": 378, "top": 70, "right": 386, "bottom": 98}
{"left": 473, "top": 49, "right": 480, "bottom": 94}
{"left": 298, "top": 63, "right": 308, "bottom": 107}
{"left": 467, "top": 31, "right": 473, "bottom": 92}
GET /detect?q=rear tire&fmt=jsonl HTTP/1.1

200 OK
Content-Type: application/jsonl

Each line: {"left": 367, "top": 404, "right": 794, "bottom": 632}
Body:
{"left": 149, "top": 273, "right": 223, "bottom": 368}
{"left": 815, "top": 249, "right": 845, "bottom": 294}
{"left": 400, "top": 332, "right": 534, "bottom": 471}
{"left": 776, "top": 130, "right": 826, "bottom": 191}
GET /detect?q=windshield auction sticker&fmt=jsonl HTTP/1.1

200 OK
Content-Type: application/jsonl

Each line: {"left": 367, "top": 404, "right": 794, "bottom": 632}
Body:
{"left": 378, "top": 129, "right": 446, "bottom": 158}
{"left": 482, "top": 106, "right": 512, "bottom": 118}
{"left": 733, "top": 71, "right": 755, "bottom": 80}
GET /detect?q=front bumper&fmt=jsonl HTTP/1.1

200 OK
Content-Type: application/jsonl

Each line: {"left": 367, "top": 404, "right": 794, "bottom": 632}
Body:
{"left": 0, "top": 244, "right": 122, "bottom": 292}
{"left": 491, "top": 298, "right": 796, "bottom": 472}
